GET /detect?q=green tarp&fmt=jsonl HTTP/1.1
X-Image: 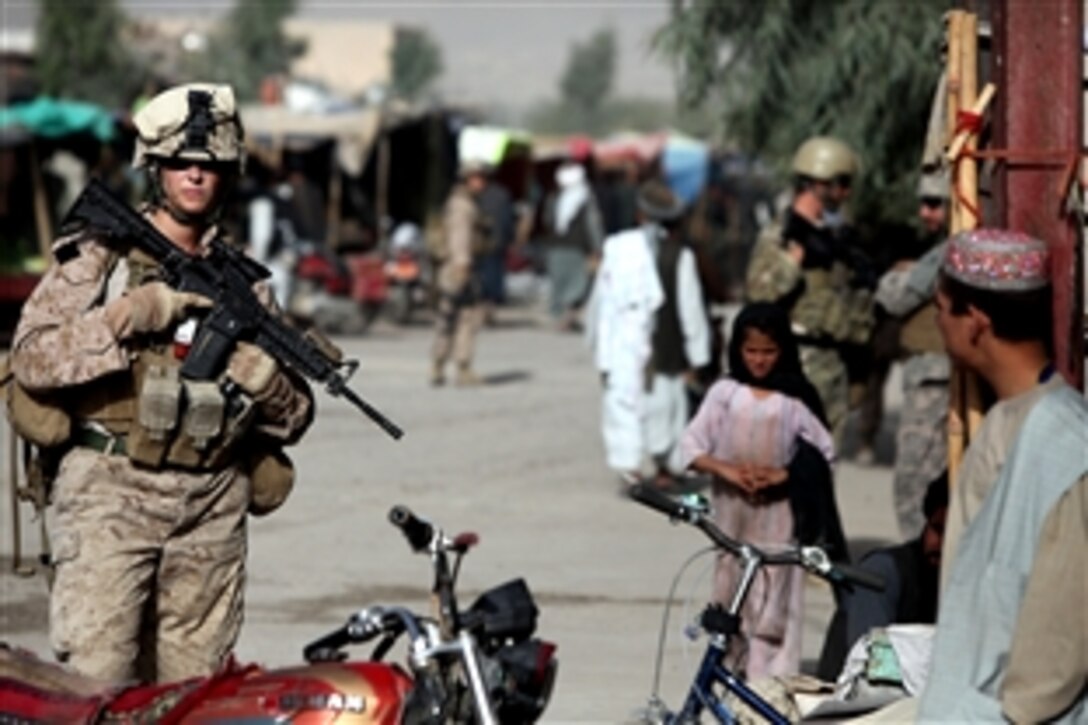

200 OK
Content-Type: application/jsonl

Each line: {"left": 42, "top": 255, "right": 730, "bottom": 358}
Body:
{"left": 0, "top": 97, "right": 115, "bottom": 143}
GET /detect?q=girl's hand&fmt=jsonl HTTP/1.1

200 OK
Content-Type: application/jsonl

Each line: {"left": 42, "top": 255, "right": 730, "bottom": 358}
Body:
{"left": 717, "top": 463, "right": 757, "bottom": 494}
{"left": 749, "top": 466, "right": 789, "bottom": 490}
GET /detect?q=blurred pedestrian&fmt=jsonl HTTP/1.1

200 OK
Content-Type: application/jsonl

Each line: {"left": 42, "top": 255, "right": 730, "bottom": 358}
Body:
{"left": 586, "top": 180, "right": 710, "bottom": 483}
{"left": 544, "top": 162, "right": 604, "bottom": 331}
{"left": 874, "top": 168, "right": 951, "bottom": 537}
{"left": 681, "top": 302, "right": 834, "bottom": 679}
{"left": 745, "top": 137, "right": 873, "bottom": 443}
{"left": 431, "top": 161, "right": 491, "bottom": 387}
{"left": 476, "top": 172, "right": 515, "bottom": 324}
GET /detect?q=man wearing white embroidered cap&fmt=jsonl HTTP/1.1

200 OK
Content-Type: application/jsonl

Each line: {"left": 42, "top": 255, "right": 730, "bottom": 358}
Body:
{"left": 916, "top": 228, "right": 1087, "bottom": 722}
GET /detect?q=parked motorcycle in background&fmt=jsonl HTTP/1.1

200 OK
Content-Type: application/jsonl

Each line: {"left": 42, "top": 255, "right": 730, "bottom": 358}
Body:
{"left": 384, "top": 222, "right": 429, "bottom": 326}
{"left": 0, "top": 506, "right": 558, "bottom": 724}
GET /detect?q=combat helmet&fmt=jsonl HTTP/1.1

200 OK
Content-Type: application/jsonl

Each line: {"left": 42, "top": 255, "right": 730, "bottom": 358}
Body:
{"left": 132, "top": 83, "right": 245, "bottom": 170}
{"left": 791, "top": 136, "right": 858, "bottom": 182}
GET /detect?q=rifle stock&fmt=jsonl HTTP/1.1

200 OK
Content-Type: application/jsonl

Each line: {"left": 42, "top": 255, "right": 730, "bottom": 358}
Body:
{"left": 63, "top": 179, "right": 403, "bottom": 440}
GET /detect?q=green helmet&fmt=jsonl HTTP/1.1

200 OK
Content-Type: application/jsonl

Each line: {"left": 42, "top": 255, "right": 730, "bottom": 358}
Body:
{"left": 791, "top": 136, "right": 858, "bottom": 182}
{"left": 132, "top": 83, "right": 245, "bottom": 170}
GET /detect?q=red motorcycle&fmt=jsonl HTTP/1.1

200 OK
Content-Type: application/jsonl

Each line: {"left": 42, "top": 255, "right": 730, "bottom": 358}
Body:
{"left": 0, "top": 507, "right": 558, "bottom": 724}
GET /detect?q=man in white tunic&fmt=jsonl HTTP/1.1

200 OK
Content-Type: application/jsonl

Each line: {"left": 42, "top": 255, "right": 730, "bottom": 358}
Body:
{"left": 586, "top": 180, "right": 710, "bottom": 483}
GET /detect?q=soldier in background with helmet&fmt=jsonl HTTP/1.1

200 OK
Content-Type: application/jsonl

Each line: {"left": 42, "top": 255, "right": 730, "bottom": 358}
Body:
{"left": 430, "top": 160, "right": 492, "bottom": 386}
{"left": 9, "top": 83, "right": 314, "bottom": 684}
{"left": 875, "top": 166, "right": 952, "bottom": 537}
{"left": 745, "top": 136, "right": 874, "bottom": 442}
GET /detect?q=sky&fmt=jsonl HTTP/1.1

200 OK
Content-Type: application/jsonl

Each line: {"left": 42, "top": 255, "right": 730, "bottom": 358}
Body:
{"left": 3, "top": 0, "right": 679, "bottom": 112}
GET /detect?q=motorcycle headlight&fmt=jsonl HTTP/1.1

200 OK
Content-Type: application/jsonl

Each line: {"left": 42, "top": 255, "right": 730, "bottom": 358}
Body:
{"left": 488, "top": 638, "right": 558, "bottom": 725}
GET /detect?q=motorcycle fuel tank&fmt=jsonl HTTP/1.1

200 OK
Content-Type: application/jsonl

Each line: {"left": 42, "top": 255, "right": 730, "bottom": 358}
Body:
{"left": 181, "top": 660, "right": 414, "bottom": 724}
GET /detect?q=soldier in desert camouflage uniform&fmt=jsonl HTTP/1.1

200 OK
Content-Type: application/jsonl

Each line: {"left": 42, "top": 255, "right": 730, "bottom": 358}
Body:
{"left": 431, "top": 161, "right": 492, "bottom": 387}
{"left": 10, "top": 83, "right": 314, "bottom": 684}
{"left": 875, "top": 168, "right": 951, "bottom": 537}
{"left": 745, "top": 137, "right": 873, "bottom": 441}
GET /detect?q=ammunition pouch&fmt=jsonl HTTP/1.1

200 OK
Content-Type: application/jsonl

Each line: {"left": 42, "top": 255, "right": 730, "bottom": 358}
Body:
{"left": 245, "top": 447, "right": 295, "bottom": 516}
{"left": 1, "top": 357, "right": 73, "bottom": 449}
{"left": 126, "top": 350, "right": 257, "bottom": 471}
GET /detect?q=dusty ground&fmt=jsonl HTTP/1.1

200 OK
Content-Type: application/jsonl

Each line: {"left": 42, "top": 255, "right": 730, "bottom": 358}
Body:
{"left": 0, "top": 298, "right": 902, "bottom": 723}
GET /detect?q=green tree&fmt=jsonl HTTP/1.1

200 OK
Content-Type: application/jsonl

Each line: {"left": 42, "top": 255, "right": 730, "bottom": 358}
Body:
{"left": 657, "top": 0, "right": 950, "bottom": 224}
{"left": 35, "top": 0, "right": 139, "bottom": 107}
{"left": 392, "top": 28, "right": 444, "bottom": 101}
{"left": 559, "top": 28, "right": 617, "bottom": 131}
{"left": 202, "top": 0, "right": 306, "bottom": 101}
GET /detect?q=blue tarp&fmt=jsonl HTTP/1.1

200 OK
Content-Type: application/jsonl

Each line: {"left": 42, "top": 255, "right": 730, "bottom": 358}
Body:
{"left": 662, "top": 133, "right": 710, "bottom": 206}
{"left": 0, "top": 97, "right": 116, "bottom": 143}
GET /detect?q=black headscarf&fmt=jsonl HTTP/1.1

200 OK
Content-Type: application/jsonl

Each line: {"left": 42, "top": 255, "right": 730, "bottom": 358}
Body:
{"left": 727, "top": 302, "right": 828, "bottom": 426}
{"left": 729, "top": 303, "right": 848, "bottom": 564}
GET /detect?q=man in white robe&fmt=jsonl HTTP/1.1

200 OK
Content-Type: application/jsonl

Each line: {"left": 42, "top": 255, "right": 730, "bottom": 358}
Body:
{"left": 586, "top": 180, "right": 709, "bottom": 482}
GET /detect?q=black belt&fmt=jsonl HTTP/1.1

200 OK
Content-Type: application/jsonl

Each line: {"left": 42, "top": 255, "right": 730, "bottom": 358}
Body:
{"left": 73, "top": 427, "right": 127, "bottom": 456}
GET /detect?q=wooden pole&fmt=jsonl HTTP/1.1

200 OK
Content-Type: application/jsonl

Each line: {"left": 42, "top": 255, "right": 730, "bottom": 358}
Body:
{"left": 29, "top": 145, "right": 53, "bottom": 259}
{"left": 945, "top": 10, "right": 968, "bottom": 487}
{"left": 958, "top": 13, "right": 987, "bottom": 443}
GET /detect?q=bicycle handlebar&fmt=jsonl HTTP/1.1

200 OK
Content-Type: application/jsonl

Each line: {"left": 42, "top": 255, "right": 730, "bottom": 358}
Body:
{"left": 627, "top": 483, "right": 884, "bottom": 592}
{"left": 827, "top": 562, "right": 886, "bottom": 591}
{"left": 389, "top": 505, "right": 434, "bottom": 552}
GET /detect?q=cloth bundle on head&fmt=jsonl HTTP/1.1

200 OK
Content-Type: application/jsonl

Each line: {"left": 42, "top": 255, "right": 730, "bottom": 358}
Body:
{"left": 554, "top": 162, "right": 588, "bottom": 235}
{"left": 943, "top": 228, "right": 1050, "bottom": 291}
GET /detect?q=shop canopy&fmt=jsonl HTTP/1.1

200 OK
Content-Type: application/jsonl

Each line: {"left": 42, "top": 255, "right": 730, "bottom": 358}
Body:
{"left": 240, "top": 104, "right": 383, "bottom": 176}
{"left": 592, "top": 131, "right": 667, "bottom": 168}
{"left": 458, "top": 125, "right": 532, "bottom": 166}
{"left": 530, "top": 134, "right": 593, "bottom": 163}
{"left": 0, "top": 97, "right": 116, "bottom": 146}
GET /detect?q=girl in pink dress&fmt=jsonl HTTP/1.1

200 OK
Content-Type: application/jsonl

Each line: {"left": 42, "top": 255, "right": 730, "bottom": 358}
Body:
{"left": 680, "top": 303, "right": 834, "bottom": 679}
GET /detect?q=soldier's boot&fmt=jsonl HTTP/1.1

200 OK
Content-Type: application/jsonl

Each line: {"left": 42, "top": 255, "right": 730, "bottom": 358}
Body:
{"left": 455, "top": 364, "right": 481, "bottom": 387}
{"left": 430, "top": 360, "right": 446, "bottom": 387}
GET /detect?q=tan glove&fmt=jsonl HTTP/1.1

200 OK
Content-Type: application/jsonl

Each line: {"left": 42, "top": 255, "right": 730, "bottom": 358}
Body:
{"left": 105, "top": 282, "right": 212, "bottom": 338}
{"left": 227, "top": 342, "right": 279, "bottom": 397}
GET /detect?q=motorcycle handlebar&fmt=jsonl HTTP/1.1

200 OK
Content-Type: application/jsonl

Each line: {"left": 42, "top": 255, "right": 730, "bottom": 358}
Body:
{"left": 389, "top": 505, "right": 434, "bottom": 552}
{"left": 303, "top": 625, "right": 352, "bottom": 663}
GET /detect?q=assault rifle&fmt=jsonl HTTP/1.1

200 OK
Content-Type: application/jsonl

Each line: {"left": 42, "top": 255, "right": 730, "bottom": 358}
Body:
{"left": 62, "top": 178, "right": 403, "bottom": 440}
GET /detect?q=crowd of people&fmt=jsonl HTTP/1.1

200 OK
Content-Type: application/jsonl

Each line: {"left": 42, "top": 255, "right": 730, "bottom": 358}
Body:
{"left": 4, "top": 80, "right": 1085, "bottom": 722}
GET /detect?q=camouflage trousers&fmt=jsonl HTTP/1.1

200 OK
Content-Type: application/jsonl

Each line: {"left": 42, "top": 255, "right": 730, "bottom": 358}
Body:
{"left": 799, "top": 345, "right": 849, "bottom": 443}
{"left": 432, "top": 291, "right": 482, "bottom": 371}
{"left": 893, "top": 378, "right": 949, "bottom": 537}
{"left": 47, "top": 447, "right": 249, "bottom": 684}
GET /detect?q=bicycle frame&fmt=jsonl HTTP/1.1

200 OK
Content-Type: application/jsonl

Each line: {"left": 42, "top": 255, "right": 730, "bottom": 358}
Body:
{"left": 670, "top": 550, "right": 791, "bottom": 725}
{"left": 629, "top": 484, "right": 883, "bottom": 725}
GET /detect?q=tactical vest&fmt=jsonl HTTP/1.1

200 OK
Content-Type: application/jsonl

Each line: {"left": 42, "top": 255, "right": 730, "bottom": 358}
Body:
{"left": 72, "top": 247, "right": 257, "bottom": 471}
{"left": 651, "top": 238, "right": 689, "bottom": 375}
{"left": 899, "top": 300, "right": 944, "bottom": 354}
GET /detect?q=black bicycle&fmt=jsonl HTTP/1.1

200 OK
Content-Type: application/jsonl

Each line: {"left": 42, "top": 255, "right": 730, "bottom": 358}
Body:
{"left": 628, "top": 483, "right": 884, "bottom": 724}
